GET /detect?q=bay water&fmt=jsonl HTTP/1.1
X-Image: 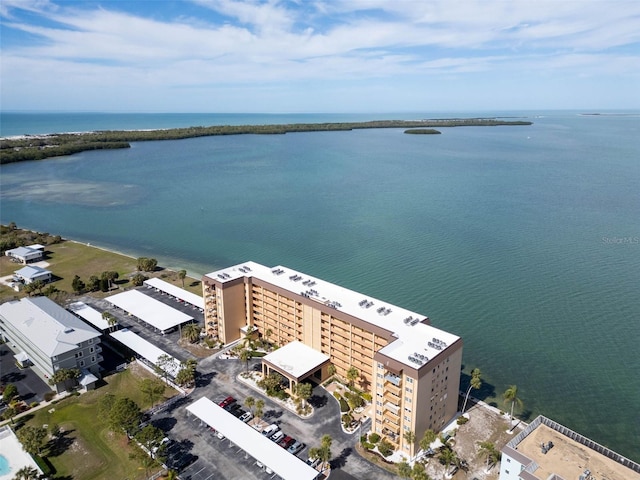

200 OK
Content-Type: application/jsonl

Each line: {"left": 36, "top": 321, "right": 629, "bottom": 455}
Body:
{"left": 1, "top": 111, "right": 639, "bottom": 460}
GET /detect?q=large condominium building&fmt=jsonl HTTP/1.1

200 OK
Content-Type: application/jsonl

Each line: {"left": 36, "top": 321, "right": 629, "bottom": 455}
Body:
{"left": 202, "top": 261, "right": 463, "bottom": 457}
{"left": 0, "top": 297, "right": 103, "bottom": 392}
{"left": 500, "top": 415, "right": 640, "bottom": 480}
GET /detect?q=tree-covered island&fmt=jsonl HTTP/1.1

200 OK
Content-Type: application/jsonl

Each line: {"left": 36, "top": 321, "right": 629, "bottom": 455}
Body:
{"left": 0, "top": 118, "right": 532, "bottom": 164}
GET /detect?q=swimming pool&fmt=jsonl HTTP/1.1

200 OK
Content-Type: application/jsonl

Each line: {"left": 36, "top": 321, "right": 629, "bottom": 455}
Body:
{"left": 0, "top": 454, "right": 10, "bottom": 475}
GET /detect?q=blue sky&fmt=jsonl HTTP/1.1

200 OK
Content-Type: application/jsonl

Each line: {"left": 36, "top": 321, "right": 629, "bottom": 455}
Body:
{"left": 1, "top": 0, "right": 639, "bottom": 112}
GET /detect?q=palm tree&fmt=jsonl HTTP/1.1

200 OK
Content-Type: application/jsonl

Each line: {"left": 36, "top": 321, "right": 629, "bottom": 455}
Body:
{"left": 477, "top": 441, "right": 501, "bottom": 469}
{"left": 295, "top": 382, "right": 313, "bottom": 408}
{"left": 255, "top": 399, "right": 265, "bottom": 420}
{"left": 178, "top": 269, "right": 187, "bottom": 287}
{"left": 503, "top": 385, "right": 523, "bottom": 422}
{"left": 346, "top": 366, "right": 359, "bottom": 389}
{"left": 438, "top": 447, "right": 458, "bottom": 477}
{"left": 13, "top": 466, "right": 41, "bottom": 480}
{"left": 182, "top": 322, "right": 201, "bottom": 343}
{"left": 403, "top": 429, "right": 416, "bottom": 450}
{"left": 461, "top": 368, "right": 482, "bottom": 414}
{"left": 419, "top": 429, "right": 437, "bottom": 452}
{"left": 397, "top": 460, "right": 412, "bottom": 479}
{"left": 327, "top": 363, "right": 336, "bottom": 378}
{"left": 244, "top": 396, "right": 255, "bottom": 414}
{"left": 239, "top": 348, "right": 252, "bottom": 373}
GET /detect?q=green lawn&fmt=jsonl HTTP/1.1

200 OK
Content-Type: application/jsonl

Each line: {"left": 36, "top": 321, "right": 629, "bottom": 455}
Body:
{"left": 24, "top": 367, "right": 177, "bottom": 480}
{"left": 0, "top": 239, "right": 202, "bottom": 303}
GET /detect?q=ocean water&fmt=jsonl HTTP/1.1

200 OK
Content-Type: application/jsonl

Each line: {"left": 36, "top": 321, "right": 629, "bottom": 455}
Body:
{"left": 1, "top": 111, "right": 639, "bottom": 460}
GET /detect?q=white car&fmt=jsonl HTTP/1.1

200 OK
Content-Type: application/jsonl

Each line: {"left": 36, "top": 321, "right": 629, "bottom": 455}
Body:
{"left": 240, "top": 411, "right": 253, "bottom": 423}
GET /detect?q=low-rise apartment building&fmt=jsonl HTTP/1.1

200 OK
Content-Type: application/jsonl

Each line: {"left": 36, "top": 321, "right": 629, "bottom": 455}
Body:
{"left": 202, "top": 261, "right": 462, "bottom": 457}
{"left": 0, "top": 297, "right": 103, "bottom": 392}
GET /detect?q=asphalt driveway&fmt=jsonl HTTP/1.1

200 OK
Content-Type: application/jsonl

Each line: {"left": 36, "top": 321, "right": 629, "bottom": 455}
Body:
{"left": 0, "top": 342, "right": 54, "bottom": 404}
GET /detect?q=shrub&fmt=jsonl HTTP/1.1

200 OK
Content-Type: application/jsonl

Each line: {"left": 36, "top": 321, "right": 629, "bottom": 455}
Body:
{"left": 369, "top": 432, "right": 380, "bottom": 444}
{"left": 360, "top": 434, "right": 368, "bottom": 444}
{"left": 378, "top": 438, "right": 394, "bottom": 457}
{"left": 333, "top": 392, "right": 342, "bottom": 400}
{"left": 32, "top": 455, "right": 53, "bottom": 476}
{"left": 362, "top": 392, "right": 372, "bottom": 402}
{"left": 457, "top": 416, "right": 469, "bottom": 425}
{"left": 339, "top": 397, "right": 350, "bottom": 413}
{"left": 44, "top": 391, "right": 56, "bottom": 402}
{"left": 30, "top": 402, "right": 39, "bottom": 408}
{"left": 362, "top": 441, "right": 374, "bottom": 450}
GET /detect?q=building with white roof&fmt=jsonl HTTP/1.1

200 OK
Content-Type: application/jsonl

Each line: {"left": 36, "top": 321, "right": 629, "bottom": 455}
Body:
{"left": 143, "top": 277, "right": 204, "bottom": 310}
{"left": 0, "top": 297, "right": 102, "bottom": 391}
{"left": 106, "top": 289, "right": 194, "bottom": 334}
{"left": 187, "top": 397, "right": 320, "bottom": 480}
{"left": 5, "top": 245, "right": 44, "bottom": 264}
{"left": 13, "top": 265, "right": 52, "bottom": 284}
{"left": 68, "top": 301, "right": 115, "bottom": 332}
{"left": 499, "top": 415, "right": 640, "bottom": 480}
{"left": 110, "top": 328, "right": 180, "bottom": 378}
{"left": 202, "top": 261, "right": 463, "bottom": 458}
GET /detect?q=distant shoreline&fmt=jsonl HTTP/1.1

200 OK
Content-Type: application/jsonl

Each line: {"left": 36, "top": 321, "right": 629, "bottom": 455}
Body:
{"left": 0, "top": 118, "right": 532, "bottom": 164}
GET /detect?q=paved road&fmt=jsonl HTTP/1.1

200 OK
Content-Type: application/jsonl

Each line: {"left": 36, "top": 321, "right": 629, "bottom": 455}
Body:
{"left": 149, "top": 355, "right": 396, "bottom": 480}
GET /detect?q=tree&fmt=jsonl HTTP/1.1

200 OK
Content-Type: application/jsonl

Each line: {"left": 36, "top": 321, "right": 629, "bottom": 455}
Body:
{"left": 135, "top": 424, "right": 166, "bottom": 459}
{"left": 327, "top": 363, "right": 336, "bottom": 378}
{"left": 403, "top": 429, "right": 416, "bottom": 449}
{"left": 140, "top": 378, "right": 165, "bottom": 408}
{"left": 397, "top": 460, "right": 412, "bottom": 479}
{"left": 318, "top": 434, "right": 332, "bottom": 470}
{"left": 87, "top": 275, "right": 101, "bottom": 292}
{"left": 254, "top": 399, "right": 265, "bottom": 420}
{"left": 2, "top": 406, "right": 17, "bottom": 424}
{"left": 178, "top": 269, "right": 187, "bottom": 287}
{"left": 182, "top": 322, "right": 201, "bottom": 344}
{"left": 102, "top": 311, "right": 117, "bottom": 332}
{"left": 419, "top": 429, "right": 437, "bottom": 452}
{"left": 296, "top": 382, "right": 313, "bottom": 408}
{"left": 503, "top": 385, "right": 523, "bottom": 422}
{"left": 242, "top": 325, "right": 256, "bottom": 350}
{"left": 48, "top": 368, "right": 80, "bottom": 392}
{"left": 239, "top": 348, "right": 252, "bottom": 373}
{"left": 175, "top": 359, "right": 197, "bottom": 387}
{"left": 244, "top": 396, "right": 255, "bottom": 414}
{"left": 131, "top": 273, "right": 147, "bottom": 286}
{"left": 17, "top": 425, "right": 48, "bottom": 456}
{"left": 98, "top": 393, "right": 117, "bottom": 417}
{"left": 109, "top": 397, "right": 142, "bottom": 437}
{"left": 12, "top": 466, "right": 41, "bottom": 480}
{"left": 71, "top": 275, "right": 85, "bottom": 294}
{"left": 346, "top": 366, "right": 359, "bottom": 388}
{"left": 462, "top": 368, "right": 482, "bottom": 414}
{"left": 101, "top": 270, "right": 119, "bottom": 289}
{"left": 31, "top": 279, "right": 45, "bottom": 295}
{"left": 137, "top": 257, "right": 157, "bottom": 272}
{"left": 438, "top": 447, "right": 458, "bottom": 476}
{"left": 412, "top": 462, "right": 429, "bottom": 480}
{"left": 2, "top": 383, "right": 19, "bottom": 403}
{"left": 265, "top": 328, "right": 273, "bottom": 345}
{"left": 477, "top": 441, "right": 501, "bottom": 469}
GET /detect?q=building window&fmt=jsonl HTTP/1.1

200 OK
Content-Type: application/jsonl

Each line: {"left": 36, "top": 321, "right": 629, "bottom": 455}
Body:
{"left": 88, "top": 338, "right": 93, "bottom": 344}
{"left": 79, "top": 360, "right": 85, "bottom": 367}
{"left": 90, "top": 347, "right": 94, "bottom": 353}
{"left": 91, "top": 356, "right": 96, "bottom": 363}
{"left": 405, "top": 387, "right": 412, "bottom": 393}
{"left": 406, "top": 377, "right": 413, "bottom": 384}
{"left": 404, "top": 415, "right": 410, "bottom": 422}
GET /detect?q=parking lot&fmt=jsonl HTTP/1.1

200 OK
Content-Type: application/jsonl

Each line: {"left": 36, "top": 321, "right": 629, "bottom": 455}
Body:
{"left": 146, "top": 355, "right": 396, "bottom": 480}
{"left": 0, "top": 342, "right": 53, "bottom": 404}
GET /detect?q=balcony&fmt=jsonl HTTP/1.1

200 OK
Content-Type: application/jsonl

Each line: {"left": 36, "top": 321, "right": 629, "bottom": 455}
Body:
{"left": 384, "top": 382, "right": 402, "bottom": 397}
{"left": 382, "top": 420, "right": 400, "bottom": 435}
{"left": 383, "top": 409, "right": 400, "bottom": 424}
{"left": 383, "top": 402, "right": 400, "bottom": 415}
{"left": 384, "top": 373, "right": 402, "bottom": 387}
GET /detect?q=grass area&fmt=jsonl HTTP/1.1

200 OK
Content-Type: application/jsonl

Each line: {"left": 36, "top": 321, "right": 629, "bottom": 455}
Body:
{"left": 23, "top": 366, "right": 176, "bottom": 480}
{"left": 0, "top": 238, "right": 202, "bottom": 303}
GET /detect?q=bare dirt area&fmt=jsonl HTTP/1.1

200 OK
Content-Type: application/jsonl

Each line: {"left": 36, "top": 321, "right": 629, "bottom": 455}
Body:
{"left": 448, "top": 402, "right": 516, "bottom": 480}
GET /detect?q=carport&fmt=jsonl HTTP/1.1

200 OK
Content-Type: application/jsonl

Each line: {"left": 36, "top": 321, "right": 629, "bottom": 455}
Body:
{"left": 106, "top": 290, "right": 194, "bottom": 334}
{"left": 261, "top": 341, "right": 330, "bottom": 393}
{"left": 187, "top": 397, "right": 319, "bottom": 480}
{"left": 144, "top": 277, "right": 204, "bottom": 311}
{"left": 110, "top": 328, "right": 180, "bottom": 377}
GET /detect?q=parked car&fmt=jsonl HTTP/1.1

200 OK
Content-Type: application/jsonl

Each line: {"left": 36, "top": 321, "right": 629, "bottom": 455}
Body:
{"left": 240, "top": 412, "right": 253, "bottom": 423}
{"left": 230, "top": 406, "right": 245, "bottom": 417}
{"left": 218, "top": 396, "right": 235, "bottom": 408}
{"left": 278, "top": 436, "right": 295, "bottom": 449}
{"left": 270, "top": 430, "right": 285, "bottom": 443}
{"left": 287, "top": 441, "right": 305, "bottom": 455}
{"left": 306, "top": 457, "right": 320, "bottom": 468}
{"left": 261, "top": 424, "right": 279, "bottom": 437}
{"left": 224, "top": 402, "right": 241, "bottom": 413}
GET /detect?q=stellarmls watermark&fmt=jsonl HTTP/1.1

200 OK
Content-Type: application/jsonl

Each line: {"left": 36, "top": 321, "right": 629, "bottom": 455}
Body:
{"left": 602, "top": 235, "right": 639, "bottom": 245}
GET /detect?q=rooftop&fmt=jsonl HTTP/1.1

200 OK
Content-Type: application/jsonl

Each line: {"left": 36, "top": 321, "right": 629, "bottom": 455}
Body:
{"left": 263, "top": 340, "right": 330, "bottom": 380}
{"left": 13, "top": 265, "right": 51, "bottom": 279}
{"left": 144, "top": 277, "right": 204, "bottom": 309}
{"left": 204, "top": 261, "right": 460, "bottom": 368}
{"left": 504, "top": 416, "right": 640, "bottom": 480}
{"left": 68, "top": 301, "right": 112, "bottom": 331}
{"left": 0, "top": 297, "right": 100, "bottom": 356}
{"left": 110, "top": 328, "right": 180, "bottom": 377}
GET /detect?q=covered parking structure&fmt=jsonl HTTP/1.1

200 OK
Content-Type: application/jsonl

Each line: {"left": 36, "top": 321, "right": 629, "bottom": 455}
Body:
{"left": 110, "top": 328, "right": 180, "bottom": 377}
{"left": 261, "top": 341, "right": 331, "bottom": 393}
{"left": 187, "top": 397, "right": 320, "bottom": 480}
{"left": 144, "top": 277, "right": 204, "bottom": 311}
{"left": 106, "top": 289, "right": 194, "bottom": 334}
{"left": 68, "top": 301, "right": 115, "bottom": 333}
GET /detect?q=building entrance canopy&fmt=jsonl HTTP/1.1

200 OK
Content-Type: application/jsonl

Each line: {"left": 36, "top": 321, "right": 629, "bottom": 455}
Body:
{"left": 262, "top": 340, "right": 330, "bottom": 384}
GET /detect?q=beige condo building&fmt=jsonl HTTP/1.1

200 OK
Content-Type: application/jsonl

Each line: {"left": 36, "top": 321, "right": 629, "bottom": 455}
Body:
{"left": 202, "top": 261, "right": 463, "bottom": 457}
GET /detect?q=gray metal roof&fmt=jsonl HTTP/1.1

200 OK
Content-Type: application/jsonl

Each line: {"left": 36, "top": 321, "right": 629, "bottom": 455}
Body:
{"left": 0, "top": 297, "right": 101, "bottom": 357}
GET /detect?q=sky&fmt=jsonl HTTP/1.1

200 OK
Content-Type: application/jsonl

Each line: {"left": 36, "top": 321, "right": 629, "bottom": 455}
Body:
{"left": 1, "top": 0, "right": 639, "bottom": 113}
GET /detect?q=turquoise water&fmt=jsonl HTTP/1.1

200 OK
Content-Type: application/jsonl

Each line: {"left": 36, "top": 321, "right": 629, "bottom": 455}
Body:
{"left": 1, "top": 112, "right": 639, "bottom": 460}
{"left": 0, "top": 454, "right": 9, "bottom": 475}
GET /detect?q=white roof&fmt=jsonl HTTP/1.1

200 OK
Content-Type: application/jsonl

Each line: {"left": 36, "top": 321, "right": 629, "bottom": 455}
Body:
{"left": 110, "top": 328, "right": 180, "bottom": 377}
{"left": 14, "top": 265, "right": 51, "bottom": 279}
{"left": 68, "top": 301, "right": 112, "bottom": 331}
{"left": 205, "top": 262, "right": 460, "bottom": 368}
{"left": 0, "top": 297, "right": 100, "bottom": 356}
{"left": 106, "top": 290, "right": 193, "bottom": 332}
{"left": 143, "top": 277, "right": 204, "bottom": 308}
{"left": 187, "top": 397, "right": 319, "bottom": 480}
{"left": 263, "top": 340, "right": 329, "bottom": 379}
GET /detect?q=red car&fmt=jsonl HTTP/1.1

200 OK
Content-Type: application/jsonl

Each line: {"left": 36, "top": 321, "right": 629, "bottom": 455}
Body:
{"left": 278, "top": 436, "right": 295, "bottom": 449}
{"left": 218, "top": 396, "right": 235, "bottom": 408}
